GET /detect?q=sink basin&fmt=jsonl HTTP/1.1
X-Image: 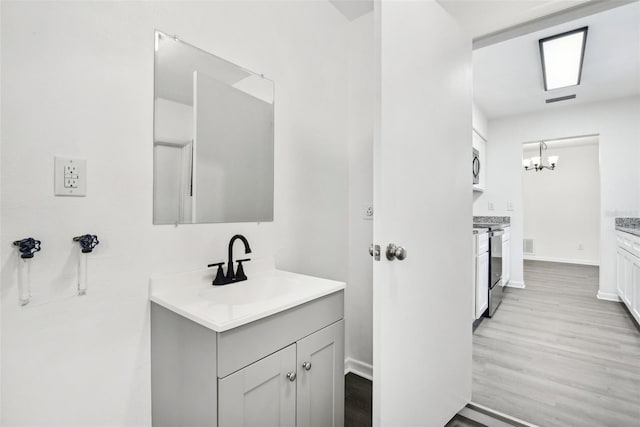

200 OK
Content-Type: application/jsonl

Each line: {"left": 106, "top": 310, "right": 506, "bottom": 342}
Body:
{"left": 150, "top": 268, "right": 345, "bottom": 332}
{"left": 197, "top": 276, "right": 299, "bottom": 306}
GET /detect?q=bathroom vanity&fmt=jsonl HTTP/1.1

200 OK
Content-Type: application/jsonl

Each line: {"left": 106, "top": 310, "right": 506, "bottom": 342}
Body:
{"left": 150, "top": 267, "right": 345, "bottom": 427}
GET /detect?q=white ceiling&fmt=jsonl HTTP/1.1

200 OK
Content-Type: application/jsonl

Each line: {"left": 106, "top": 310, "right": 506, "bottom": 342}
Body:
{"left": 329, "top": 0, "right": 591, "bottom": 28}
{"left": 439, "top": 0, "right": 593, "bottom": 39}
{"left": 329, "top": 0, "right": 373, "bottom": 21}
{"left": 473, "top": 1, "right": 640, "bottom": 119}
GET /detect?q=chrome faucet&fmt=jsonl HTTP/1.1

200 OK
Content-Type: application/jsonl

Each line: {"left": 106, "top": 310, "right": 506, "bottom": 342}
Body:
{"left": 208, "top": 234, "right": 252, "bottom": 286}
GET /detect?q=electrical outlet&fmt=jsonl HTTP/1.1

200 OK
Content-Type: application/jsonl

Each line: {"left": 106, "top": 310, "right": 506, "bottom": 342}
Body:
{"left": 362, "top": 205, "right": 374, "bottom": 220}
{"left": 55, "top": 157, "right": 86, "bottom": 196}
{"left": 488, "top": 202, "right": 494, "bottom": 211}
{"left": 507, "top": 202, "right": 514, "bottom": 211}
{"left": 578, "top": 243, "right": 584, "bottom": 250}
{"left": 64, "top": 164, "right": 78, "bottom": 177}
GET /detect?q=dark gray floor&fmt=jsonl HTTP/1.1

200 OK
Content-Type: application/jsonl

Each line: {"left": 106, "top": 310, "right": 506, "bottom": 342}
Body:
{"left": 445, "top": 415, "right": 487, "bottom": 427}
{"left": 344, "top": 373, "right": 487, "bottom": 427}
{"left": 473, "top": 260, "right": 640, "bottom": 426}
{"left": 345, "top": 373, "right": 372, "bottom": 427}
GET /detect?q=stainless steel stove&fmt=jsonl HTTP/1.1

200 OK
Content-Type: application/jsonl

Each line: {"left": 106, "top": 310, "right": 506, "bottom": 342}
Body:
{"left": 473, "top": 223, "right": 505, "bottom": 317}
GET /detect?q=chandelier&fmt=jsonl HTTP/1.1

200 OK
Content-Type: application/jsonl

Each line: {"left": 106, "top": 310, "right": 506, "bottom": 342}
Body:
{"left": 523, "top": 141, "right": 559, "bottom": 172}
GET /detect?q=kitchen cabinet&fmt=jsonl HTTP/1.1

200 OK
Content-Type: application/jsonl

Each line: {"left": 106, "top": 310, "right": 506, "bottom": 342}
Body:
{"left": 476, "top": 252, "right": 489, "bottom": 318}
{"left": 617, "top": 248, "right": 632, "bottom": 305}
{"left": 632, "top": 258, "right": 640, "bottom": 321}
{"left": 502, "top": 227, "right": 511, "bottom": 286}
{"left": 617, "top": 247, "right": 625, "bottom": 298}
{"left": 616, "top": 231, "right": 640, "bottom": 326}
{"left": 474, "top": 232, "right": 489, "bottom": 319}
{"left": 219, "top": 320, "right": 344, "bottom": 427}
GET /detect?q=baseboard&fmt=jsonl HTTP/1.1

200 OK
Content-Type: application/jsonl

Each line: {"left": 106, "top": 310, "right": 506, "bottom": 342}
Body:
{"left": 596, "top": 290, "right": 620, "bottom": 302}
{"left": 344, "top": 357, "right": 373, "bottom": 381}
{"left": 506, "top": 280, "right": 525, "bottom": 289}
{"left": 524, "top": 255, "right": 599, "bottom": 266}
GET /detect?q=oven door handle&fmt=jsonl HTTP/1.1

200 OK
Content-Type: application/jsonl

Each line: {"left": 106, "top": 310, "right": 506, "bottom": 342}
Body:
{"left": 472, "top": 157, "right": 480, "bottom": 177}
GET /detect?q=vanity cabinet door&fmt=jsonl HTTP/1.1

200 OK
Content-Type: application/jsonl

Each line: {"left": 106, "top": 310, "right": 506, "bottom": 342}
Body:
{"left": 296, "top": 320, "right": 345, "bottom": 427}
{"left": 218, "top": 344, "right": 296, "bottom": 427}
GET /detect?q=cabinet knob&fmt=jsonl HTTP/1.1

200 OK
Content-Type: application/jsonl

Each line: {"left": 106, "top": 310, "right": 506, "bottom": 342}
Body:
{"left": 302, "top": 362, "right": 312, "bottom": 371}
{"left": 286, "top": 371, "right": 297, "bottom": 382}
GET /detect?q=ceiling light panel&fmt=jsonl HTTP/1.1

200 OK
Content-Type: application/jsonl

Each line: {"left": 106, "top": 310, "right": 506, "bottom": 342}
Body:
{"left": 539, "top": 27, "right": 588, "bottom": 91}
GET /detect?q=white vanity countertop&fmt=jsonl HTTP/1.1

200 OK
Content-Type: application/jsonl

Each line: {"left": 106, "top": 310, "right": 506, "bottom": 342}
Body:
{"left": 150, "top": 267, "right": 345, "bottom": 332}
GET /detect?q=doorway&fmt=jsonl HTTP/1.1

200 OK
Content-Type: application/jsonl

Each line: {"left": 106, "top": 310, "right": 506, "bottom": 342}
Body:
{"left": 470, "top": 135, "right": 640, "bottom": 425}
{"left": 522, "top": 136, "right": 600, "bottom": 267}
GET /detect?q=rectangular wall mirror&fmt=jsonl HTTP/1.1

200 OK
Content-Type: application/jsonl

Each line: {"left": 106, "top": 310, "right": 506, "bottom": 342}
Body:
{"left": 153, "top": 31, "right": 274, "bottom": 225}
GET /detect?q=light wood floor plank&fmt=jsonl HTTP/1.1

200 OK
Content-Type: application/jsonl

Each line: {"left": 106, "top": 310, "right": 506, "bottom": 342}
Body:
{"left": 472, "top": 260, "right": 640, "bottom": 427}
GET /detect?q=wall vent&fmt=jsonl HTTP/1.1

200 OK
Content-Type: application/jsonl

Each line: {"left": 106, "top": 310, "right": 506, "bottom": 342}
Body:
{"left": 523, "top": 238, "right": 535, "bottom": 255}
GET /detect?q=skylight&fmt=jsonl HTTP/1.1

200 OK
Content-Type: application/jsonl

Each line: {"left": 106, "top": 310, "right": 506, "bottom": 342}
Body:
{"left": 539, "top": 27, "right": 588, "bottom": 91}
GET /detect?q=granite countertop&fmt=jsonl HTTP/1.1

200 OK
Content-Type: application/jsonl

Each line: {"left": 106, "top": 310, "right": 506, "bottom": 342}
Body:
{"left": 473, "top": 216, "right": 511, "bottom": 230}
{"left": 473, "top": 216, "right": 511, "bottom": 225}
{"left": 616, "top": 226, "right": 640, "bottom": 237}
{"left": 615, "top": 217, "right": 640, "bottom": 237}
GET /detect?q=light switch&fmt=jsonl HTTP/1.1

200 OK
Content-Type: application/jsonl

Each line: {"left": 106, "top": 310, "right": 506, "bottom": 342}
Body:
{"left": 55, "top": 157, "right": 86, "bottom": 196}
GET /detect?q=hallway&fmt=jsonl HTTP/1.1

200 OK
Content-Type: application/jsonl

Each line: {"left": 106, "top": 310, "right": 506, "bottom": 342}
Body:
{"left": 472, "top": 260, "right": 640, "bottom": 426}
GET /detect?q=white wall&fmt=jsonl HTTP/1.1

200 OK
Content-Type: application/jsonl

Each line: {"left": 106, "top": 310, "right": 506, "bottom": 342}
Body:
{"left": 523, "top": 142, "right": 600, "bottom": 265}
{"left": 346, "top": 11, "right": 374, "bottom": 377}
{"left": 472, "top": 102, "right": 488, "bottom": 139}
{"left": 476, "top": 96, "right": 640, "bottom": 296}
{"left": 0, "top": 1, "right": 350, "bottom": 425}
{"left": 0, "top": 0, "right": 3, "bottom": 417}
